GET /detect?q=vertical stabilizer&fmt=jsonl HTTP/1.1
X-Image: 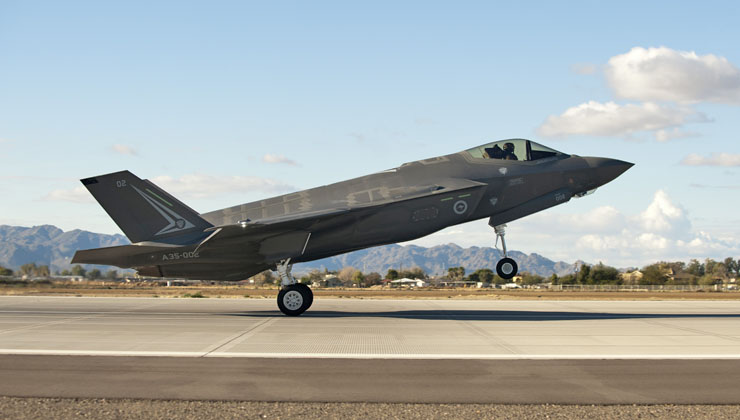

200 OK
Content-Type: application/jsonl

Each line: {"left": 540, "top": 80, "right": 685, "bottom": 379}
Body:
{"left": 80, "top": 171, "right": 212, "bottom": 243}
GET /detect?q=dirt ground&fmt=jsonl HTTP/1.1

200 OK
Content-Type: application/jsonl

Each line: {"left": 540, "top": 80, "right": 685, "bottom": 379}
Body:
{"left": 1, "top": 282, "right": 739, "bottom": 300}
{"left": 2, "top": 398, "right": 740, "bottom": 420}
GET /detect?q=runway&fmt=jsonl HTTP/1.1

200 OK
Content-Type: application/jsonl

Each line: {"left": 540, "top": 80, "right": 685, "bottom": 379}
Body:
{"left": 2, "top": 296, "right": 740, "bottom": 358}
{"left": 0, "top": 296, "right": 739, "bottom": 404}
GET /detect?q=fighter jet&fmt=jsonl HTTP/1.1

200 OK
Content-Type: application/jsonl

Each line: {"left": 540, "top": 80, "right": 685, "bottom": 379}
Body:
{"left": 73, "top": 138, "right": 632, "bottom": 315}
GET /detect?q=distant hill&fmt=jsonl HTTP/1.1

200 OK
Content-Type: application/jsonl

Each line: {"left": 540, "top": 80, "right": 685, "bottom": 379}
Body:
{"left": 0, "top": 225, "right": 128, "bottom": 272}
{"left": 295, "top": 243, "right": 575, "bottom": 277}
{"left": 0, "top": 224, "right": 575, "bottom": 277}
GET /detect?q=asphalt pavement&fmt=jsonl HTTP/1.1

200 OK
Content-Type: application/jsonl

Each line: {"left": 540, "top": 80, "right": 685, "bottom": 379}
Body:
{"left": 0, "top": 296, "right": 739, "bottom": 405}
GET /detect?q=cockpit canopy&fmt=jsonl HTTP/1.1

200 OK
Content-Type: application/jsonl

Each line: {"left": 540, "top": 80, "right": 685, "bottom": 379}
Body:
{"left": 466, "top": 139, "right": 566, "bottom": 162}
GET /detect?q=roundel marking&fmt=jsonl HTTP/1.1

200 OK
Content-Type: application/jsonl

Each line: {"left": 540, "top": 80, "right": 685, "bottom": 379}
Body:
{"left": 453, "top": 200, "right": 468, "bottom": 215}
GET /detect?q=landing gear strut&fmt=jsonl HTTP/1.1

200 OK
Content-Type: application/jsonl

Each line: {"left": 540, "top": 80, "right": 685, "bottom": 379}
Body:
{"left": 490, "top": 221, "right": 518, "bottom": 280}
{"left": 275, "top": 258, "right": 313, "bottom": 316}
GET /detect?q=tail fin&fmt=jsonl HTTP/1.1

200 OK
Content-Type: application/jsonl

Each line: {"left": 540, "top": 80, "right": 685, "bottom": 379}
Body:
{"left": 80, "top": 170, "right": 213, "bottom": 244}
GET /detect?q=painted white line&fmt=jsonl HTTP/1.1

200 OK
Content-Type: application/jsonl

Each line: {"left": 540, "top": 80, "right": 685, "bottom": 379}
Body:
{"left": 0, "top": 349, "right": 206, "bottom": 357}
{"left": 207, "top": 352, "right": 740, "bottom": 360}
{"left": 0, "top": 311, "right": 261, "bottom": 316}
{"left": 1, "top": 295, "right": 736, "bottom": 304}
{"left": 6, "top": 310, "right": 739, "bottom": 319}
{"left": 1, "top": 349, "right": 739, "bottom": 360}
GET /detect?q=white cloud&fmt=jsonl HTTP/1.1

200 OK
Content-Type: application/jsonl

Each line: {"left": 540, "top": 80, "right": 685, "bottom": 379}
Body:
{"left": 112, "top": 144, "right": 138, "bottom": 156}
{"left": 606, "top": 46, "right": 740, "bottom": 104}
{"left": 571, "top": 63, "right": 598, "bottom": 75}
{"left": 43, "top": 186, "right": 94, "bottom": 203}
{"left": 42, "top": 174, "right": 294, "bottom": 204}
{"left": 261, "top": 154, "right": 298, "bottom": 166}
{"left": 690, "top": 183, "right": 740, "bottom": 190}
{"left": 543, "top": 46, "right": 740, "bottom": 141}
{"left": 654, "top": 128, "right": 700, "bottom": 142}
{"left": 151, "top": 173, "right": 295, "bottom": 199}
{"left": 569, "top": 191, "right": 738, "bottom": 265}
{"left": 537, "top": 100, "right": 707, "bottom": 139}
{"left": 637, "top": 190, "right": 691, "bottom": 239}
{"left": 680, "top": 153, "right": 740, "bottom": 167}
{"left": 520, "top": 205, "right": 627, "bottom": 235}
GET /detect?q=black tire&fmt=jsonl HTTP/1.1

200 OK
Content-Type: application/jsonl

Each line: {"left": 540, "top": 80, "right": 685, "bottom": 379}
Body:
{"left": 496, "top": 257, "right": 518, "bottom": 280}
{"left": 277, "top": 284, "right": 312, "bottom": 316}
{"left": 295, "top": 283, "right": 314, "bottom": 309}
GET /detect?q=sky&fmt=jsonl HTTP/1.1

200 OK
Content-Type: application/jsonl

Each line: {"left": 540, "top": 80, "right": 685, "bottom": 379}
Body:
{"left": 1, "top": 0, "right": 738, "bottom": 268}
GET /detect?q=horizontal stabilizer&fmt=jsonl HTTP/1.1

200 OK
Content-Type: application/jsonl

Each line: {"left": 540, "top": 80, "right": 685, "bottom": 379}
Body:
{"left": 72, "top": 243, "right": 178, "bottom": 268}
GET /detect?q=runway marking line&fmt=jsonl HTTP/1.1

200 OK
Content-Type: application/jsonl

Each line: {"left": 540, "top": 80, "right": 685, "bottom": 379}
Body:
{"left": 1, "top": 349, "right": 739, "bottom": 359}
{"left": 201, "top": 317, "right": 278, "bottom": 356}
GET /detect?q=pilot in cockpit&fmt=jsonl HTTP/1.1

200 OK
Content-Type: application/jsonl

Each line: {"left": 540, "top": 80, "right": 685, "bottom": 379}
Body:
{"left": 502, "top": 142, "right": 518, "bottom": 160}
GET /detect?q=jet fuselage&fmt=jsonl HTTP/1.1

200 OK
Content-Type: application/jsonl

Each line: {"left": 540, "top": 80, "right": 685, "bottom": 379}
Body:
{"left": 73, "top": 140, "right": 632, "bottom": 281}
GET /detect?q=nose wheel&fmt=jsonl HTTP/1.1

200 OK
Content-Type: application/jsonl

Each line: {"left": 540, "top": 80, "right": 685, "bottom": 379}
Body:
{"left": 490, "top": 220, "right": 518, "bottom": 280}
{"left": 496, "top": 257, "right": 518, "bottom": 279}
{"left": 275, "top": 259, "right": 314, "bottom": 316}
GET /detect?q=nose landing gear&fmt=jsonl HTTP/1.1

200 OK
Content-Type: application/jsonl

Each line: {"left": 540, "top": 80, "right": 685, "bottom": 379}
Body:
{"left": 275, "top": 258, "right": 313, "bottom": 316}
{"left": 490, "top": 221, "right": 518, "bottom": 280}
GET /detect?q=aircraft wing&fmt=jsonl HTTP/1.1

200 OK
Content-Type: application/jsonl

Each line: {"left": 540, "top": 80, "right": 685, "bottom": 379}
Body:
{"left": 205, "top": 178, "right": 485, "bottom": 232}
{"left": 196, "top": 207, "right": 351, "bottom": 251}
{"left": 195, "top": 177, "right": 487, "bottom": 256}
{"left": 73, "top": 176, "right": 487, "bottom": 276}
{"left": 353, "top": 177, "right": 488, "bottom": 208}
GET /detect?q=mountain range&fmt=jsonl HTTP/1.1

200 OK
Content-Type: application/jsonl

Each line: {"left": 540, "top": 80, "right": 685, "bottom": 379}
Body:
{"left": 0, "top": 225, "right": 575, "bottom": 277}
{"left": 0, "top": 225, "right": 128, "bottom": 273}
{"left": 294, "top": 244, "right": 576, "bottom": 277}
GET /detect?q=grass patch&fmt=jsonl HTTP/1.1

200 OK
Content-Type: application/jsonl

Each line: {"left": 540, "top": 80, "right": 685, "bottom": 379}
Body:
{"left": 183, "top": 292, "right": 206, "bottom": 298}
{"left": 0, "top": 279, "right": 28, "bottom": 287}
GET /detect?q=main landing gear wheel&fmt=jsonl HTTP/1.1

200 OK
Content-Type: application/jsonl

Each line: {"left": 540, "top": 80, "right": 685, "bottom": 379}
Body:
{"left": 278, "top": 284, "right": 313, "bottom": 316}
{"left": 295, "top": 283, "right": 314, "bottom": 308}
{"left": 275, "top": 259, "right": 314, "bottom": 316}
{"left": 496, "top": 257, "right": 518, "bottom": 280}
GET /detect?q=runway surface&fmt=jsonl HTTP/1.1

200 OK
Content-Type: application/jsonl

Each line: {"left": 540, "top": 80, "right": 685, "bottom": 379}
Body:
{"left": 2, "top": 296, "right": 740, "bottom": 358}
{"left": 1, "top": 296, "right": 739, "bottom": 404}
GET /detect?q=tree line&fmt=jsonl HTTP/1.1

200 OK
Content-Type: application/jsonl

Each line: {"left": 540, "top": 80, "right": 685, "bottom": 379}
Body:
{"left": 0, "top": 263, "right": 120, "bottom": 280}
{"left": 1, "top": 256, "right": 738, "bottom": 286}
{"left": 249, "top": 256, "right": 740, "bottom": 287}
{"left": 444, "top": 257, "right": 739, "bottom": 286}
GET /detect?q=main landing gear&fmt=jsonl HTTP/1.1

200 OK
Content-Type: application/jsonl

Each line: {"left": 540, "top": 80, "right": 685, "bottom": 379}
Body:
{"left": 275, "top": 258, "right": 313, "bottom": 316}
{"left": 490, "top": 221, "right": 518, "bottom": 280}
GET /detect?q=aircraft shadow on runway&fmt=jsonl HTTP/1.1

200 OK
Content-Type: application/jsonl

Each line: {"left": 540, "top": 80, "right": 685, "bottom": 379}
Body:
{"left": 221, "top": 310, "right": 740, "bottom": 321}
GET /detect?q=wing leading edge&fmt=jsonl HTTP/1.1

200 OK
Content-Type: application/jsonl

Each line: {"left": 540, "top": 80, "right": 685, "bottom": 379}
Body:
{"left": 73, "top": 173, "right": 487, "bottom": 279}
{"left": 193, "top": 177, "right": 488, "bottom": 254}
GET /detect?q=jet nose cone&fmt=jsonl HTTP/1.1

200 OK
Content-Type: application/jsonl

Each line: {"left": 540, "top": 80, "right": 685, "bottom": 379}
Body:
{"left": 583, "top": 157, "right": 634, "bottom": 187}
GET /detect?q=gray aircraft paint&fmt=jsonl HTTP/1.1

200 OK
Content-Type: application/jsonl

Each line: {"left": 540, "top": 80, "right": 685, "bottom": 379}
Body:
{"left": 130, "top": 185, "right": 196, "bottom": 235}
{"left": 73, "top": 139, "right": 632, "bottom": 281}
